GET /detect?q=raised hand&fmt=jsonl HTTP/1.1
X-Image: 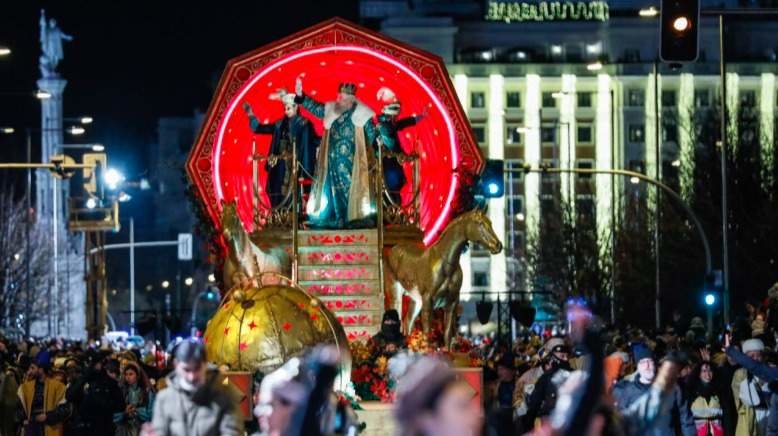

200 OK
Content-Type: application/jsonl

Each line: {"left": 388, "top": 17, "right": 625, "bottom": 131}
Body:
{"left": 295, "top": 77, "right": 303, "bottom": 96}
{"left": 242, "top": 101, "right": 254, "bottom": 117}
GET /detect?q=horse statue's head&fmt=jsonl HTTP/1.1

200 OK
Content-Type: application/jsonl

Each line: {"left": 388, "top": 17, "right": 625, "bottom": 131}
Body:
{"left": 461, "top": 208, "right": 503, "bottom": 255}
{"left": 220, "top": 201, "right": 244, "bottom": 244}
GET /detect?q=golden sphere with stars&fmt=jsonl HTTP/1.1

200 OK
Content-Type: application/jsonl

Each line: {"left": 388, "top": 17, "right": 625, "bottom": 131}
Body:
{"left": 203, "top": 284, "right": 350, "bottom": 376}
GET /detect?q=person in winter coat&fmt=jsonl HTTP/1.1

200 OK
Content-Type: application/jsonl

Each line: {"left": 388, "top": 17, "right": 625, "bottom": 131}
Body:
{"left": 731, "top": 338, "right": 771, "bottom": 436}
{"left": 727, "top": 340, "right": 778, "bottom": 436}
{"left": 612, "top": 344, "right": 697, "bottom": 436}
{"left": 65, "top": 358, "right": 126, "bottom": 436}
{"left": 526, "top": 342, "right": 573, "bottom": 426}
{"left": 145, "top": 339, "right": 243, "bottom": 436}
{"left": 16, "top": 353, "right": 67, "bottom": 436}
{"left": 688, "top": 360, "right": 724, "bottom": 436}
{"left": 114, "top": 361, "right": 154, "bottom": 436}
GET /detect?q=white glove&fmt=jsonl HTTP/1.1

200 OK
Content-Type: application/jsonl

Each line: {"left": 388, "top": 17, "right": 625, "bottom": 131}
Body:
{"left": 295, "top": 77, "right": 303, "bottom": 96}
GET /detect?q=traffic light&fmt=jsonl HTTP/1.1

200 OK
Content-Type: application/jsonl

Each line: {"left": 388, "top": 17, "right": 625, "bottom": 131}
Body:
{"left": 660, "top": 0, "right": 700, "bottom": 62}
{"left": 82, "top": 152, "right": 107, "bottom": 197}
{"left": 479, "top": 159, "right": 505, "bottom": 198}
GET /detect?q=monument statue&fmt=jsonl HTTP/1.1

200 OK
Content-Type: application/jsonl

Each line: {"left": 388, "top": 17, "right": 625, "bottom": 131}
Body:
{"left": 39, "top": 9, "right": 73, "bottom": 78}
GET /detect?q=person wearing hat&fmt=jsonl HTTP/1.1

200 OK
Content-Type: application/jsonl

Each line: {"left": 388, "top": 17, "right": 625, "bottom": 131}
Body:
{"left": 731, "top": 338, "right": 771, "bottom": 436}
{"left": 726, "top": 340, "right": 778, "bottom": 436}
{"left": 242, "top": 88, "right": 319, "bottom": 208}
{"left": 613, "top": 344, "right": 696, "bottom": 436}
{"left": 525, "top": 340, "right": 573, "bottom": 426}
{"left": 393, "top": 357, "right": 481, "bottom": 436}
{"left": 294, "top": 76, "right": 378, "bottom": 229}
{"left": 371, "top": 309, "right": 406, "bottom": 356}
{"left": 374, "top": 87, "right": 427, "bottom": 204}
{"left": 486, "top": 353, "right": 520, "bottom": 435}
{"left": 146, "top": 339, "right": 242, "bottom": 436}
{"left": 17, "top": 351, "right": 67, "bottom": 436}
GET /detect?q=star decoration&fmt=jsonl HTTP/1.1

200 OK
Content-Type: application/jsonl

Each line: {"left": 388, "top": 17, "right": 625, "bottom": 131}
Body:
{"left": 223, "top": 327, "right": 230, "bottom": 335}
{"left": 248, "top": 320, "right": 257, "bottom": 330}
{"left": 239, "top": 342, "right": 248, "bottom": 351}
{"left": 282, "top": 322, "right": 292, "bottom": 331}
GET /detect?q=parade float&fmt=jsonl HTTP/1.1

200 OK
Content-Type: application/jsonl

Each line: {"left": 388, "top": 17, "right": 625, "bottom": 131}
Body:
{"left": 185, "top": 18, "right": 499, "bottom": 429}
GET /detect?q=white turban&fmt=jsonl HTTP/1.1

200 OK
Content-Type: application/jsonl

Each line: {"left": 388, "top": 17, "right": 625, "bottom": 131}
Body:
{"left": 742, "top": 338, "right": 765, "bottom": 354}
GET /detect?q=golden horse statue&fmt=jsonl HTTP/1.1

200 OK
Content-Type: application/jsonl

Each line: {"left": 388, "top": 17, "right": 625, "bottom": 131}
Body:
{"left": 221, "top": 202, "right": 291, "bottom": 294}
{"left": 385, "top": 209, "right": 503, "bottom": 346}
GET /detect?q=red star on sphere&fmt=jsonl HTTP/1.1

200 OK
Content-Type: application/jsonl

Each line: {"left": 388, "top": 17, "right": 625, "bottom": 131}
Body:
{"left": 248, "top": 320, "right": 257, "bottom": 330}
{"left": 223, "top": 327, "right": 230, "bottom": 336}
{"left": 239, "top": 342, "right": 248, "bottom": 351}
{"left": 282, "top": 322, "right": 292, "bottom": 331}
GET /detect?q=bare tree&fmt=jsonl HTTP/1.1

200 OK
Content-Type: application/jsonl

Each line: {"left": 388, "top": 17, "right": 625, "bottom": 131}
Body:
{"left": 525, "top": 193, "right": 613, "bottom": 314}
{"left": 0, "top": 188, "right": 53, "bottom": 334}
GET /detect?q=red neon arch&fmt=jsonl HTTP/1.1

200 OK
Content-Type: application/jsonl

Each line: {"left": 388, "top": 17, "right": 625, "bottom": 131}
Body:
{"left": 187, "top": 19, "right": 482, "bottom": 247}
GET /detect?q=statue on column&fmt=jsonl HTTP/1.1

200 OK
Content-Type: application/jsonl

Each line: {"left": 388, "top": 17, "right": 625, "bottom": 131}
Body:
{"left": 39, "top": 9, "right": 73, "bottom": 78}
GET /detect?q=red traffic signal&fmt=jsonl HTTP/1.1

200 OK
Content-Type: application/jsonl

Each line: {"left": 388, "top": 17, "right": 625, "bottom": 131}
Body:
{"left": 660, "top": 0, "right": 700, "bottom": 62}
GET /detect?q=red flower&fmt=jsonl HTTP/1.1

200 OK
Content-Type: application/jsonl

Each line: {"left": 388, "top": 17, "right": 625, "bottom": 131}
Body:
{"left": 352, "top": 365, "right": 372, "bottom": 383}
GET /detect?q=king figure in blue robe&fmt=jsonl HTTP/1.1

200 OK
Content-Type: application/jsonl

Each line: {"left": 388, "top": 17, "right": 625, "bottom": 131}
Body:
{"left": 294, "top": 77, "right": 378, "bottom": 229}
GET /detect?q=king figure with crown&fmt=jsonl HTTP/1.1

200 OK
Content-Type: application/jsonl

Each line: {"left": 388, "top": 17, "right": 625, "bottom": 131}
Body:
{"left": 294, "top": 77, "right": 378, "bottom": 229}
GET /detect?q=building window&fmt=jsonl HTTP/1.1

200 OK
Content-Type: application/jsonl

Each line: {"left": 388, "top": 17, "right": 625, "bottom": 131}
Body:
{"left": 506, "top": 91, "right": 521, "bottom": 108}
{"left": 576, "top": 196, "right": 595, "bottom": 218}
{"left": 628, "top": 124, "right": 645, "bottom": 143}
{"left": 629, "top": 159, "right": 646, "bottom": 174}
{"left": 471, "top": 91, "right": 486, "bottom": 109}
{"left": 741, "top": 90, "right": 757, "bottom": 107}
{"left": 577, "top": 160, "right": 594, "bottom": 179}
{"left": 541, "top": 126, "right": 556, "bottom": 143}
{"left": 509, "top": 196, "right": 524, "bottom": 215}
{"left": 473, "top": 271, "right": 489, "bottom": 287}
{"left": 506, "top": 125, "right": 522, "bottom": 145}
{"left": 542, "top": 92, "right": 556, "bottom": 108}
{"left": 627, "top": 89, "right": 645, "bottom": 107}
{"left": 472, "top": 125, "right": 486, "bottom": 143}
{"left": 663, "top": 122, "right": 678, "bottom": 143}
{"left": 577, "top": 92, "right": 592, "bottom": 108}
{"left": 694, "top": 89, "right": 709, "bottom": 108}
{"left": 662, "top": 90, "right": 677, "bottom": 107}
{"left": 577, "top": 125, "right": 593, "bottom": 144}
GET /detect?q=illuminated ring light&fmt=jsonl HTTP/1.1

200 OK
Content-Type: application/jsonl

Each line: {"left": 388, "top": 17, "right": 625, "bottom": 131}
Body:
{"left": 213, "top": 45, "right": 459, "bottom": 245}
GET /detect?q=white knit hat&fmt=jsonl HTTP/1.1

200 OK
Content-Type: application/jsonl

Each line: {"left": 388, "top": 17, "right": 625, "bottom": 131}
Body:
{"left": 742, "top": 338, "right": 765, "bottom": 354}
{"left": 376, "top": 86, "right": 397, "bottom": 104}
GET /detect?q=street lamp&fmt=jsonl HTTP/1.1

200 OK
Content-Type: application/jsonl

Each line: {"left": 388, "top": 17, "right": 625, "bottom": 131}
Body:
{"left": 104, "top": 168, "right": 125, "bottom": 190}
{"left": 586, "top": 61, "right": 603, "bottom": 71}
{"left": 80, "top": 117, "right": 93, "bottom": 124}
{"left": 0, "top": 47, "right": 10, "bottom": 56}
{"left": 639, "top": 6, "right": 659, "bottom": 17}
{"left": 161, "top": 280, "right": 170, "bottom": 289}
{"left": 184, "top": 277, "right": 193, "bottom": 286}
{"left": 1, "top": 127, "right": 14, "bottom": 134}
{"left": 35, "top": 90, "right": 52, "bottom": 100}
{"left": 67, "top": 126, "right": 85, "bottom": 135}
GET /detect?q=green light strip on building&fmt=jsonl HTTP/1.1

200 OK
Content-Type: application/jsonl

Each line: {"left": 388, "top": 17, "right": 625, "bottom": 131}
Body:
{"left": 485, "top": 0, "right": 610, "bottom": 23}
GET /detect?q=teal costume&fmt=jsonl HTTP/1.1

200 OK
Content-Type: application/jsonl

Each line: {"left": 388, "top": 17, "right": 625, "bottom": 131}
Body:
{"left": 296, "top": 94, "right": 378, "bottom": 228}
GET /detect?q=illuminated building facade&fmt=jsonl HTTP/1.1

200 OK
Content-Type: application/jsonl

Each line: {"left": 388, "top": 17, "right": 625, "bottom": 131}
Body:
{"left": 360, "top": 0, "right": 778, "bottom": 318}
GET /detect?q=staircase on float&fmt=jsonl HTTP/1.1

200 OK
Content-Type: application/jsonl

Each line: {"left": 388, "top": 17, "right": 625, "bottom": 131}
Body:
{"left": 297, "top": 228, "right": 383, "bottom": 341}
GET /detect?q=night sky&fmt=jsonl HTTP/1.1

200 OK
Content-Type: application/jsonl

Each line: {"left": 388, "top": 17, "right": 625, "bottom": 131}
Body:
{"left": 0, "top": 1, "right": 359, "bottom": 177}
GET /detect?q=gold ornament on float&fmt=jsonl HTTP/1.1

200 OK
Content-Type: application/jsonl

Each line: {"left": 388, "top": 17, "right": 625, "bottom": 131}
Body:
{"left": 204, "top": 282, "right": 351, "bottom": 381}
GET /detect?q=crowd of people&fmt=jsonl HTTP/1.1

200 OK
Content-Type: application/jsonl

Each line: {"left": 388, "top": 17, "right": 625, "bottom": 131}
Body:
{"left": 1, "top": 294, "right": 778, "bottom": 436}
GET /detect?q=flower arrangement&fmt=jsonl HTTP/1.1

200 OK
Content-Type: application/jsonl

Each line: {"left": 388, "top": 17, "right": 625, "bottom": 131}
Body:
{"left": 349, "top": 330, "right": 483, "bottom": 402}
